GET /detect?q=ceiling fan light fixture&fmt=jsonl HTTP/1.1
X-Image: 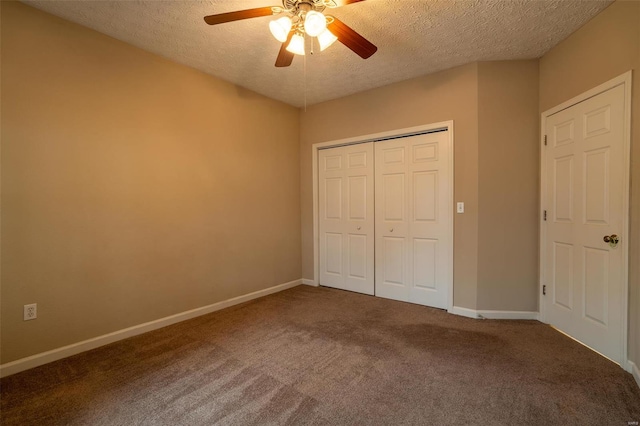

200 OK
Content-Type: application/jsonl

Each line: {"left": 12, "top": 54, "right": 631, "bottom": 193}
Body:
{"left": 317, "top": 28, "right": 338, "bottom": 51}
{"left": 203, "top": 2, "right": 378, "bottom": 68}
{"left": 269, "top": 16, "right": 292, "bottom": 42}
{"left": 304, "top": 11, "right": 326, "bottom": 37}
{"left": 286, "top": 33, "right": 306, "bottom": 56}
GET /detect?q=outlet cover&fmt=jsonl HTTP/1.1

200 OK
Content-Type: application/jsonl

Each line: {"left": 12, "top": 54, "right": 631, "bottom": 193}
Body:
{"left": 24, "top": 303, "right": 37, "bottom": 321}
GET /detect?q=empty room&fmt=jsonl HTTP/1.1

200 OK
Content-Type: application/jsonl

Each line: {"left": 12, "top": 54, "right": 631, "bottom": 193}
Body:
{"left": 1, "top": 0, "right": 639, "bottom": 424}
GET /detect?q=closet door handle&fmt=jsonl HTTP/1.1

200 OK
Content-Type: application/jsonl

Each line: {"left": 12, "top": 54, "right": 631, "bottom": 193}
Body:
{"left": 357, "top": 226, "right": 361, "bottom": 230}
{"left": 389, "top": 228, "right": 394, "bottom": 232}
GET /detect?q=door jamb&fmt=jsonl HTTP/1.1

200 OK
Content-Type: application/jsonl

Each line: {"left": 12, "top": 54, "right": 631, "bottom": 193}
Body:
{"left": 311, "top": 120, "right": 455, "bottom": 312}
{"left": 539, "top": 71, "right": 632, "bottom": 371}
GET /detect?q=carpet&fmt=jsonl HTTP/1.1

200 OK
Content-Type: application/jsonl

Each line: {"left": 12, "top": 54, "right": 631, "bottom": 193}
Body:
{"left": 2, "top": 285, "right": 639, "bottom": 425}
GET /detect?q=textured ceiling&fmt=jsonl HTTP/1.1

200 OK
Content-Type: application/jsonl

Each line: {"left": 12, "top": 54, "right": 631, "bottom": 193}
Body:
{"left": 23, "top": 0, "right": 612, "bottom": 107}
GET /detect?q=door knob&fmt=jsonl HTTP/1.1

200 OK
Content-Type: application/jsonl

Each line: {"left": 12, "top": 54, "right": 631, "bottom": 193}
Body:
{"left": 390, "top": 228, "right": 394, "bottom": 232}
{"left": 603, "top": 234, "right": 619, "bottom": 247}
{"left": 357, "top": 226, "right": 361, "bottom": 230}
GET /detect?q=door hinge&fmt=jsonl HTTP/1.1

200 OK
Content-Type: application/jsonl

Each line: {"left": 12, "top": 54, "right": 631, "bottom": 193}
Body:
{"left": 543, "top": 285, "right": 546, "bottom": 295}
{"left": 543, "top": 210, "right": 547, "bottom": 221}
{"left": 544, "top": 135, "right": 547, "bottom": 146}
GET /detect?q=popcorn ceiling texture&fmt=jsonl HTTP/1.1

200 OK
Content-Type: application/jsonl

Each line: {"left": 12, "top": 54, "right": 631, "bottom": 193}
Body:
{"left": 23, "top": 0, "right": 612, "bottom": 107}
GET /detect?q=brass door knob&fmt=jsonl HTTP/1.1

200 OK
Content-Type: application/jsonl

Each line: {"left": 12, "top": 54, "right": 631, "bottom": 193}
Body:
{"left": 603, "top": 234, "right": 619, "bottom": 247}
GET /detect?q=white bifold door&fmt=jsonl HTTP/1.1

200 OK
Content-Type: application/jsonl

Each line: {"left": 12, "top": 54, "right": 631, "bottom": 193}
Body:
{"left": 375, "top": 132, "right": 452, "bottom": 309}
{"left": 543, "top": 84, "right": 626, "bottom": 364}
{"left": 318, "top": 131, "right": 452, "bottom": 310}
{"left": 319, "top": 143, "right": 375, "bottom": 295}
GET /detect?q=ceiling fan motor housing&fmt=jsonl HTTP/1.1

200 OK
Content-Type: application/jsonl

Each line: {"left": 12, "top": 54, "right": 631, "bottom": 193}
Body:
{"left": 283, "top": 0, "right": 328, "bottom": 14}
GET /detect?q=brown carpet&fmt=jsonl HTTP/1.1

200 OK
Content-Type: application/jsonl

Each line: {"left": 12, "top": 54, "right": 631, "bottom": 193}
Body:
{"left": 1, "top": 285, "right": 639, "bottom": 425}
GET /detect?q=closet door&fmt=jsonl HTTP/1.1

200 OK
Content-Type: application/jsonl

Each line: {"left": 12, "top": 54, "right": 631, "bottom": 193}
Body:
{"left": 319, "top": 143, "right": 374, "bottom": 295}
{"left": 375, "top": 131, "right": 452, "bottom": 309}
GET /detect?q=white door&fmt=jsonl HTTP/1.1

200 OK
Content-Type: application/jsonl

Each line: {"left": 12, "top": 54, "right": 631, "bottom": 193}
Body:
{"left": 544, "top": 84, "right": 626, "bottom": 363}
{"left": 374, "top": 131, "right": 452, "bottom": 309}
{"left": 319, "top": 143, "right": 375, "bottom": 295}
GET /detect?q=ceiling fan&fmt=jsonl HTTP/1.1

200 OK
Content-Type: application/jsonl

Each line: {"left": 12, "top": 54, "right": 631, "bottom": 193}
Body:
{"left": 204, "top": 0, "right": 377, "bottom": 67}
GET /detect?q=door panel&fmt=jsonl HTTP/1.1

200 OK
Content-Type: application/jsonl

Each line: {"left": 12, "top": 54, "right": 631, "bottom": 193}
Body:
{"left": 324, "top": 177, "right": 342, "bottom": 219}
{"left": 413, "top": 142, "right": 438, "bottom": 162}
{"left": 414, "top": 171, "right": 437, "bottom": 221}
{"left": 552, "top": 242, "right": 574, "bottom": 310}
{"left": 348, "top": 234, "right": 367, "bottom": 279}
{"left": 544, "top": 84, "right": 625, "bottom": 364}
{"left": 583, "top": 247, "right": 608, "bottom": 326}
{"left": 348, "top": 151, "right": 368, "bottom": 168}
{"left": 319, "top": 143, "right": 374, "bottom": 295}
{"left": 382, "top": 237, "right": 405, "bottom": 286}
{"left": 324, "top": 154, "right": 342, "bottom": 171}
{"left": 383, "top": 174, "right": 405, "bottom": 221}
{"left": 375, "top": 131, "right": 452, "bottom": 309}
{"left": 348, "top": 176, "right": 367, "bottom": 220}
{"left": 583, "top": 149, "right": 609, "bottom": 224}
{"left": 383, "top": 146, "right": 405, "bottom": 164}
{"left": 413, "top": 238, "right": 437, "bottom": 289}
{"left": 553, "top": 156, "right": 573, "bottom": 222}
{"left": 325, "top": 233, "right": 343, "bottom": 274}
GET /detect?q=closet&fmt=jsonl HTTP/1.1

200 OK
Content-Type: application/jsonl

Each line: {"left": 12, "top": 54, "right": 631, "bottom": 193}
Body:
{"left": 318, "top": 130, "right": 452, "bottom": 309}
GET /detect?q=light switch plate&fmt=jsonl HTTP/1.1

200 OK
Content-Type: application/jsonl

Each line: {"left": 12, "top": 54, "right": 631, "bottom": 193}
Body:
{"left": 457, "top": 202, "right": 465, "bottom": 213}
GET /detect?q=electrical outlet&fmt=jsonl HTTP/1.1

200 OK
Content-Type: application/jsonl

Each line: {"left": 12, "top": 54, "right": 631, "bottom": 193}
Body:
{"left": 24, "top": 303, "right": 37, "bottom": 321}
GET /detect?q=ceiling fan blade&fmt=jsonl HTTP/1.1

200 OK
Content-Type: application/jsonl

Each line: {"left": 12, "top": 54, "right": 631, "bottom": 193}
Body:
{"left": 275, "top": 30, "right": 295, "bottom": 67}
{"left": 204, "top": 7, "right": 276, "bottom": 25}
{"left": 332, "top": 0, "right": 366, "bottom": 7}
{"left": 327, "top": 17, "right": 377, "bottom": 59}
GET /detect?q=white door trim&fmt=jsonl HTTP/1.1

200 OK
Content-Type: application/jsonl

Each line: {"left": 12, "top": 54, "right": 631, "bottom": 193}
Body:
{"left": 311, "top": 120, "right": 455, "bottom": 312}
{"left": 539, "top": 71, "right": 632, "bottom": 371}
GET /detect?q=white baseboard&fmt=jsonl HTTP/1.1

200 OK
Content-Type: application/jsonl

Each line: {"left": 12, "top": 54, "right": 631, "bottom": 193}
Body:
{"left": 630, "top": 361, "right": 640, "bottom": 389}
{"left": 477, "top": 310, "right": 539, "bottom": 320}
{"left": 449, "top": 306, "right": 479, "bottom": 319}
{"left": 301, "top": 279, "right": 318, "bottom": 286}
{"left": 449, "top": 306, "right": 539, "bottom": 320}
{"left": 0, "top": 279, "right": 302, "bottom": 378}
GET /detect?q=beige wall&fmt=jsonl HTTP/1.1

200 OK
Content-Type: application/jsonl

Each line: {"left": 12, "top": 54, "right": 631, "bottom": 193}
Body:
{"left": 540, "top": 0, "right": 640, "bottom": 365}
{"left": 300, "top": 63, "right": 481, "bottom": 309}
{"left": 300, "top": 62, "right": 540, "bottom": 312}
{"left": 1, "top": 2, "right": 301, "bottom": 363}
{"left": 4, "top": 0, "right": 636, "bottom": 368}
{"left": 477, "top": 61, "right": 540, "bottom": 311}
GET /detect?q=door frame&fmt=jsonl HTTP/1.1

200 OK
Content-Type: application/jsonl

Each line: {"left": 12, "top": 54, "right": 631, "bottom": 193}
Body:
{"left": 310, "top": 120, "right": 455, "bottom": 312}
{"left": 539, "top": 71, "right": 632, "bottom": 370}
